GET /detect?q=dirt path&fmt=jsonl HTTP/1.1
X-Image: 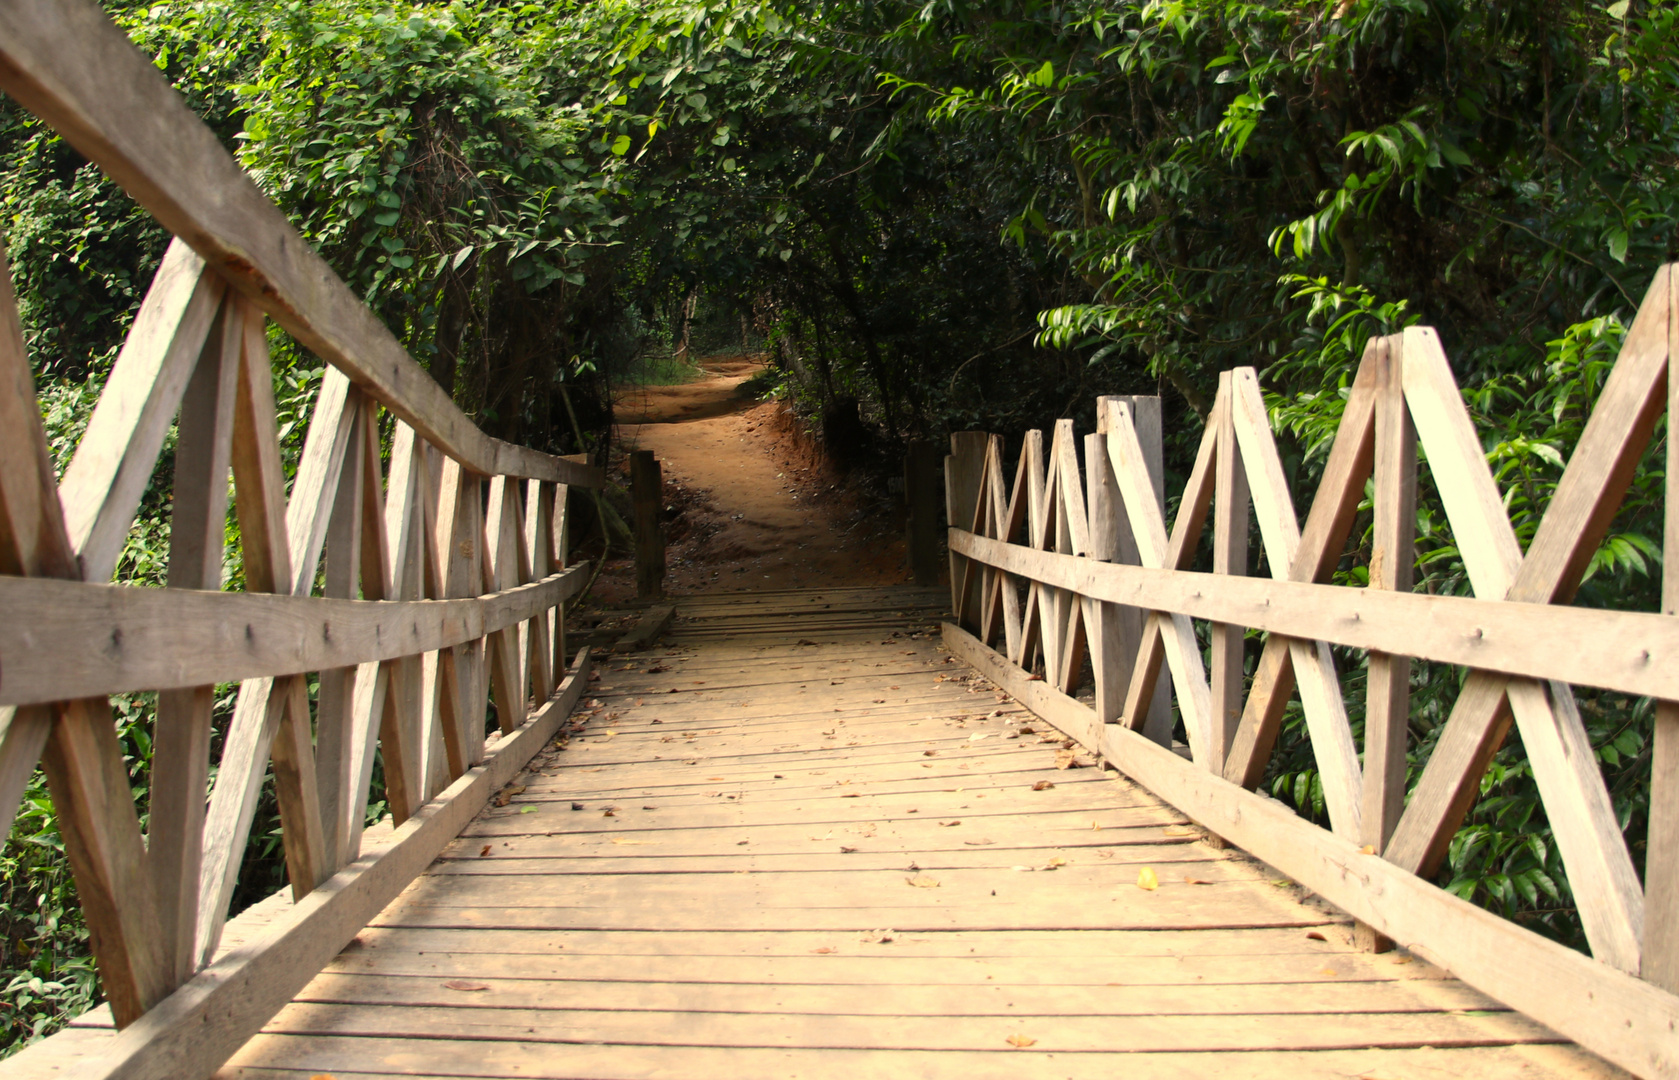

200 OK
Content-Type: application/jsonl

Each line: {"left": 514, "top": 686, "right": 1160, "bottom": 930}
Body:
{"left": 589, "top": 356, "right": 907, "bottom": 602}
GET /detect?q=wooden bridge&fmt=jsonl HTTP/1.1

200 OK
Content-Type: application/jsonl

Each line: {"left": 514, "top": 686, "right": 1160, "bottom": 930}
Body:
{"left": 1, "top": 3, "right": 1677, "bottom": 1078}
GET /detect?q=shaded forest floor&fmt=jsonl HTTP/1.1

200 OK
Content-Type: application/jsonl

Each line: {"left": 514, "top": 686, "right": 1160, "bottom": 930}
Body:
{"left": 584, "top": 352, "right": 910, "bottom": 604}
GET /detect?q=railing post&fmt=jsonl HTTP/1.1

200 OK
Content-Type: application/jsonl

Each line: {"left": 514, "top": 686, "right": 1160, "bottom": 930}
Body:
{"left": 945, "top": 432, "right": 987, "bottom": 625}
{"left": 632, "top": 449, "right": 664, "bottom": 601}
{"left": 1098, "top": 395, "right": 1173, "bottom": 746}
{"left": 904, "top": 441, "right": 942, "bottom": 587}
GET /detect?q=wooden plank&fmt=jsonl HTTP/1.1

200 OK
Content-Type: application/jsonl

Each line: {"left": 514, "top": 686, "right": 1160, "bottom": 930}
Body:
{"left": 41, "top": 697, "right": 170, "bottom": 1026}
{"left": 614, "top": 604, "right": 677, "bottom": 653}
{"left": 57, "top": 239, "right": 224, "bottom": 583}
{"left": 1388, "top": 327, "right": 1648, "bottom": 970}
{"left": 1209, "top": 372, "right": 1248, "bottom": 774}
{"left": 1081, "top": 432, "right": 1124, "bottom": 724}
{"left": 1222, "top": 353, "right": 1377, "bottom": 788}
{"left": 227, "top": 299, "right": 291, "bottom": 595}
{"left": 940, "top": 530, "right": 1679, "bottom": 705}
{"left": 287, "top": 971, "right": 1499, "bottom": 1016}
{"left": 148, "top": 295, "right": 241, "bottom": 986}
{"left": 0, "top": 0, "right": 600, "bottom": 489}
{"left": 0, "top": 240, "right": 76, "bottom": 581}
{"left": 1362, "top": 334, "right": 1414, "bottom": 854}
{"left": 0, "top": 566, "right": 588, "bottom": 706}
{"left": 944, "top": 621, "right": 1678, "bottom": 1080}
{"left": 631, "top": 450, "right": 665, "bottom": 600}
{"left": 27, "top": 649, "right": 593, "bottom": 1080}
{"left": 1652, "top": 264, "right": 1679, "bottom": 994}
{"left": 269, "top": 675, "right": 328, "bottom": 899}
{"left": 214, "top": 1036, "right": 1618, "bottom": 1080}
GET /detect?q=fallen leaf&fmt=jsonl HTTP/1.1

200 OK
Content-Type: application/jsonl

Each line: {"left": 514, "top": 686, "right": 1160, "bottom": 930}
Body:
{"left": 923, "top": 749, "right": 938, "bottom": 756}
{"left": 491, "top": 783, "right": 526, "bottom": 807}
{"left": 1318, "top": 967, "right": 1339, "bottom": 977}
{"left": 444, "top": 980, "right": 489, "bottom": 992}
{"left": 519, "top": 806, "right": 536, "bottom": 815}
{"left": 1054, "top": 749, "right": 1077, "bottom": 770}
{"left": 939, "top": 820, "right": 962, "bottom": 827}
{"left": 968, "top": 732, "right": 993, "bottom": 742}
{"left": 1043, "top": 857, "right": 1066, "bottom": 870}
{"left": 1032, "top": 780, "right": 1055, "bottom": 791}
{"left": 1359, "top": 844, "right": 1377, "bottom": 855}
{"left": 860, "top": 929, "right": 895, "bottom": 944}
{"left": 1271, "top": 879, "right": 1294, "bottom": 888}
{"left": 602, "top": 809, "right": 616, "bottom": 818}
{"left": 1390, "top": 956, "right": 1413, "bottom": 965}
{"left": 570, "top": 802, "right": 584, "bottom": 811}
{"left": 1306, "top": 931, "right": 1328, "bottom": 941}
{"left": 1162, "top": 825, "right": 1196, "bottom": 837}
{"left": 1183, "top": 877, "right": 1212, "bottom": 885}
{"left": 478, "top": 845, "right": 492, "bottom": 857}
{"left": 1136, "top": 867, "right": 1159, "bottom": 891}
{"left": 840, "top": 846, "right": 858, "bottom": 853}
{"left": 1005, "top": 1034, "right": 1037, "bottom": 1048}
{"left": 812, "top": 946, "right": 836, "bottom": 955}
{"left": 963, "top": 838, "right": 995, "bottom": 846}
{"left": 906, "top": 875, "right": 941, "bottom": 888}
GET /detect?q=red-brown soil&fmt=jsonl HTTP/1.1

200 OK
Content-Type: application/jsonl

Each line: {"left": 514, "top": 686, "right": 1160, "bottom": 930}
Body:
{"left": 585, "top": 354, "right": 908, "bottom": 603}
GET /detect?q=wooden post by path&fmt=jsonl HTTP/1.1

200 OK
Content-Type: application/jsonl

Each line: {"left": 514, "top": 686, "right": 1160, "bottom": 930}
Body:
{"left": 904, "top": 442, "right": 941, "bottom": 587}
{"left": 631, "top": 450, "right": 664, "bottom": 601}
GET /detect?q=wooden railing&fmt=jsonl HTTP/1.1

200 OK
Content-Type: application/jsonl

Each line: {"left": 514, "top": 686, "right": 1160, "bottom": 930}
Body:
{"left": 942, "top": 264, "right": 1679, "bottom": 1080}
{"left": 0, "top": 2, "right": 602, "bottom": 1075}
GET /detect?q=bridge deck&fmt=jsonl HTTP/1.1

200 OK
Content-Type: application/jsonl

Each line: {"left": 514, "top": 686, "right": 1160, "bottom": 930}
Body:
{"left": 215, "top": 588, "right": 1620, "bottom": 1079}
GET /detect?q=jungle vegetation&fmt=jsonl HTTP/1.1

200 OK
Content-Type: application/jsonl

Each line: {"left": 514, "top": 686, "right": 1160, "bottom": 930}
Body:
{"left": 2, "top": 0, "right": 1675, "bottom": 1054}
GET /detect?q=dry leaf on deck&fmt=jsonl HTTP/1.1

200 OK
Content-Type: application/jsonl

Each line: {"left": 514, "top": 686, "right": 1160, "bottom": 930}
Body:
{"left": 1183, "top": 877, "right": 1212, "bottom": 885}
{"left": 906, "top": 875, "right": 941, "bottom": 889}
{"left": 1043, "top": 857, "right": 1066, "bottom": 870}
{"left": 1005, "top": 1034, "right": 1037, "bottom": 1048}
{"left": 1306, "top": 931, "right": 1328, "bottom": 941}
{"left": 840, "top": 846, "right": 858, "bottom": 853}
{"left": 478, "top": 845, "right": 492, "bottom": 857}
{"left": 1054, "top": 749, "right": 1077, "bottom": 770}
{"left": 812, "top": 947, "right": 836, "bottom": 955}
{"left": 444, "top": 980, "right": 489, "bottom": 992}
{"left": 938, "top": 820, "right": 962, "bottom": 827}
{"left": 1032, "top": 780, "right": 1055, "bottom": 791}
{"left": 1136, "top": 867, "right": 1160, "bottom": 891}
{"left": 963, "top": 839, "right": 995, "bottom": 846}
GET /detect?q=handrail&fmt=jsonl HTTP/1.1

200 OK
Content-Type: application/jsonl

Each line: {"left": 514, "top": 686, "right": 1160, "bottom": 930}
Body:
{"left": 0, "top": 0, "right": 605, "bottom": 1068}
{"left": 939, "top": 264, "right": 1679, "bottom": 1080}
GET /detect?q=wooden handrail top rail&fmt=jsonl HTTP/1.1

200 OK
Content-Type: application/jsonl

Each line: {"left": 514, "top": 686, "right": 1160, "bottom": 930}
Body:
{"left": 949, "top": 527, "right": 1679, "bottom": 702}
{"left": 0, "top": 0, "right": 601, "bottom": 489}
{"left": 0, "top": 562, "right": 590, "bottom": 707}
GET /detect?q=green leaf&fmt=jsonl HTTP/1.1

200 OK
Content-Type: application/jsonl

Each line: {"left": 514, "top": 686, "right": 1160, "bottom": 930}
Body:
{"left": 1607, "top": 227, "right": 1629, "bottom": 264}
{"left": 611, "top": 134, "right": 632, "bottom": 156}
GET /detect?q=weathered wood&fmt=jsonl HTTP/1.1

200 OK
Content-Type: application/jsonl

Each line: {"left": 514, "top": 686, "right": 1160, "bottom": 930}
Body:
{"left": 943, "top": 621, "right": 1678, "bottom": 1080}
{"left": 631, "top": 450, "right": 665, "bottom": 602}
{"left": 0, "top": 0, "right": 600, "bottom": 488}
{"left": 148, "top": 294, "right": 241, "bottom": 986}
{"left": 268, "top": 674, "right": 328, "bottom": 900}
{"left": 26, "top": 650, "right": 592, "bottom": 1080}
{"left": 1362, "top": 335, "right": 1414, "bottom": 855}
{"left": 944, "top": 529, "right": 1679, "bottom": 704}
{"left": 615, "top": 604, "right": 677, "bottom": 653}
{"left": 57, "top": 240, "right": 224, "bottom": 583}
{"left": 42, "top": 697, "right": 170, "bottom": 1026}
{"left": 1651, "top": 272, "right": 1679, "bottom": 994}
{"left": 0, "top": 567, "right": 588, "bottom": 707}
{"left": 1209, "top": 372, "right": 1248, "bottom": 774}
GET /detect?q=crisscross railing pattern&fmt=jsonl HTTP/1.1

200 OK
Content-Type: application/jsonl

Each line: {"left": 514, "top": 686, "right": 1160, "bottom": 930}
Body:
{"left": 0, "top": 0, "right": 601, "bottom": 1069}
{"left": 944, "top": 265, "right": 1679, "bottom": 1080}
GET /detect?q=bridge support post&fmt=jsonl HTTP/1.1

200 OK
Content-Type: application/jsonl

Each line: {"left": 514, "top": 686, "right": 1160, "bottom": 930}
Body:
{"left": 904, "top": 442, "right": 941, "bottom": 587}
{"left": 632, "top": 450, "right": 664, "bottom": 601}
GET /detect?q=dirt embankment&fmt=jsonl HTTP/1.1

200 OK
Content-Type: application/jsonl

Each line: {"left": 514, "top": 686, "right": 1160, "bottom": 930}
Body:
{"left": 585, "top": 356, "right": 908, "bottom": 603}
